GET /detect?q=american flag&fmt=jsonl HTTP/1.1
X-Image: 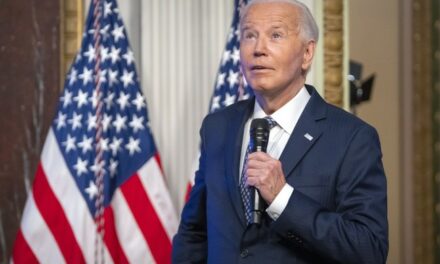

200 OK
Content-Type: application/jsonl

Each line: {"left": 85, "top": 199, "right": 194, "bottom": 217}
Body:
{"left": 185, "top": 0, "right": 253, "bottom": 199}
{"left": 209, "top": 0, "right": 253, "bottom": 114}
{"left": 11, "top": 0, "right": 178, "bottom": 263}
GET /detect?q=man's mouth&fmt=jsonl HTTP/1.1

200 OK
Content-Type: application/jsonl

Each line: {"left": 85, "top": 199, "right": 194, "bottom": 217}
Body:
{"left": 250, "top": 65, "right": 273, "bottom": 71}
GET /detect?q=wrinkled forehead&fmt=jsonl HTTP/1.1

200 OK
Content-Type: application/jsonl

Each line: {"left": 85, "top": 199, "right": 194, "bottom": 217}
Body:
{"left": 240, "top": 2, "right": 299, "bottom": 31}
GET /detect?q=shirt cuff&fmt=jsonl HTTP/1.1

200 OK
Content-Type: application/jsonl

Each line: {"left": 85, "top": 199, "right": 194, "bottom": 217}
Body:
{"left": 266, "top": 184, "right": 294, "bottom": 221}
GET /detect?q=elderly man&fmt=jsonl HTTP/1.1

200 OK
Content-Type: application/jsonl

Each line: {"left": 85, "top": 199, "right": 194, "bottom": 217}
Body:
{"left": 172, "top": 0, "right": 388, "bottom": 263}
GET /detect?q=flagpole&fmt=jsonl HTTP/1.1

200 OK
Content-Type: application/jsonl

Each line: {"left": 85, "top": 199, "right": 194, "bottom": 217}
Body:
{"left": 92, "top": 0, "right": 105, "bottom": 263}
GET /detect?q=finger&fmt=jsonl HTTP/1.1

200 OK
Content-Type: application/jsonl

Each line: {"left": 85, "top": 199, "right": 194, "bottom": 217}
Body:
{"left": 246, "top": 168, "right": 268, "bottom": 179}
{"left": 246, "top": 159, "right": 269, "bottom": 170}
{"left": 247, "top": 159, "right": 281, "bottom": 173}
{"left": 245, "top": 174, "right": 261, "bottom": 188}
{"left": 247, "top": 152, "right": 272, "bottom": 161}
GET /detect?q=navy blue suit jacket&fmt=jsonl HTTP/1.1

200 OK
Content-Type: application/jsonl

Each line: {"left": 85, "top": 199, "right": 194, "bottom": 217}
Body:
{"left": 173, "top": 86, "right": 388, "bottom": 264}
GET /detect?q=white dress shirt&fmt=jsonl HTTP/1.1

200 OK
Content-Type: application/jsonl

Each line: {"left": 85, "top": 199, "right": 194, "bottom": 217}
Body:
{"left": 239, "top": 86, "right": 311, "bottom": 220}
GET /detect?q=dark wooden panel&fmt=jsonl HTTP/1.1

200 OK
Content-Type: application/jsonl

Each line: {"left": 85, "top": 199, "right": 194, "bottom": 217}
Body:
{"left": 0, "top": 0, "right": 60, "bottom": 260}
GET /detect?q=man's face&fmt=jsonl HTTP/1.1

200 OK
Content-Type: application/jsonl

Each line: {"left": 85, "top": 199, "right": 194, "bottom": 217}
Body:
{"left": 240, "top": 2, "right": 315, "bottom": 99}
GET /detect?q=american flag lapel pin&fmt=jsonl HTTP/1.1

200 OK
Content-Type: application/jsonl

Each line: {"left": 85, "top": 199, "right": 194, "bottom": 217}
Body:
{"left": 304, "top": 133, "right": 313, "bottom": 141}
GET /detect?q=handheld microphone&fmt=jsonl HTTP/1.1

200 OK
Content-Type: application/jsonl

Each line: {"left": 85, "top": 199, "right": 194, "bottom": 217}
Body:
{"left": 249, "top": 118, "right": 270, "bottom": 225}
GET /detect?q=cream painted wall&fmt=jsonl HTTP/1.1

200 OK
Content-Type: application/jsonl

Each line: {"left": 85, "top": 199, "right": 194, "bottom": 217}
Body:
{"left": 349, "top": 0, "right": 401, "bottom": 263}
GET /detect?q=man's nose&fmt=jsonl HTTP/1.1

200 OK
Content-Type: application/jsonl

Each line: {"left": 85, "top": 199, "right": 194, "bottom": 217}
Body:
{"left": 253, "top": 37, "right": 268, "bottom": 57}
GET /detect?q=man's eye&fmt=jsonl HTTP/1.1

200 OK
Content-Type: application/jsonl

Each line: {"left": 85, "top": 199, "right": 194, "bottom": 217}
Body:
{"left": 244, "top": 33, "right": 256, "bottom": 39}
{"left": 272, "top": 32, "right": 282, "bottom": 39}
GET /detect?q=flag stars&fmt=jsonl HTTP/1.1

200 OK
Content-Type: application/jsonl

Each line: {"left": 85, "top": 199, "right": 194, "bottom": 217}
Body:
{"left": 121, "top": 69, "right": 134, "bottom": 88}
{"left": 74, "top": 90, "right": 89, "bottom": 108}
{"left": 224, "top": 93, "right": 236, "bottom": 107}
{"left": 129, "top": 115, "right": 144, "bottom": 133}
{"left": 102, "top": 114, "right": 112, "bottom": 132}
{"left": 75, "top": 53, "right": 82, "bottom": 63}
{"left": 85, "top": 181, "right": 98, "bottom": 200}
{"left": 74, "top": 158, "right": 89, "bottom": 177}
{"left": 231, "top": 47, "right": 240, "bottom": 65}
{"left": 68, "top": 112, "right": 83, "bottom": 130}
{"left": 228, "top": 28, "right": 235, "bottom": 42}
{"left": 90, "top": 160, "right": 105, "bottom": 175}
{"left": 216, "top": 73, "right": 226, "bottom": 89}
{"left": 104, "top": 92, "right": 115, "bottom": 109}
{"left": 87, "top": 113, "right": 97, "bottom": 131}
{"left": 79, "top": 67, "right": 93, "bottom": 86}
{"left": 104, "top": 1, "right": 113, "bottom": 17}
{"left": 108, "top": 69, "right": 119, "bottom": 87}
{"left": 210, "top": 95, "right": 221, "bottom": 112}
{"left": 68, "top": 68, "right": 78, "bottom": 86}
{"left": 100, "top": 25, "right": 110, "bottom": 40}
{"left": 90, "top": 90, "right": 102, "bottom": 109}
{"left": 126, "top": 137, "right": 141, "bottom": 155}
{"left": 117, "top": 92, "right": 130, "bottom": 110}
{"left": 235, "top": 28, "right": 240, "bottom": 37}
{"left": 83, "top": 45, "right": 96, "bottom": 63}
{"left": 132, "top": 93, "right": 146, "bottom": 111}
{"left": 62, "top": 134, "right": 77, "bottom": 153}
{"left": 110, "top": 137, "right": 123, "bottom": 156}
{"left": 222, "top": 50, "right": 231, "bottom": 65}
{"left": 99, "top": 137, "right": 110, "bottom": 152}
{"left": 55, "top": 112, "right": 67, "bottom": 130}
{"left": 109, "top": 46, "right": 121, "bottom": 64}
{"left": 113, "top": 114, "right": 127, "bottom": 133}
{"left": 61, "top": 90, "right": 73, "bottom": 108}
{"left": 98, "top": 69, "right": 107, "bottom": 84}
{"left": 112, "top": 24, "right": 125, "bottom": 42}
{"left": 78, "top": 135, "right": 93, "bottom": 154}
{"left": 123, "top": 49, "right": 135, "bottom": 65}
{"left": 227, "top": 70, "right": 239, "bottom": 88}
{"left": 100, "top": 46, "right": 110, "bottom": 62}
{"left": 109, "top": 159, "right": 118, "bottom": 177}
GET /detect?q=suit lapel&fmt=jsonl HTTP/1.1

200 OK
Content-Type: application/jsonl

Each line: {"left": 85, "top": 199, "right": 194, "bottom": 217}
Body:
{"left": 279, "top": 86, "right": 327, "bottom": 178}
{"left": 224, "top": 100, "right": 254, "bottom": 227}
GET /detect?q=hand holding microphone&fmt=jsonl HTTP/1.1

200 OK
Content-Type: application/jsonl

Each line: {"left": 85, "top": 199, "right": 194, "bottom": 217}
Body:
{"left": 247, "top": 118, "right": 286, "bottom": 224}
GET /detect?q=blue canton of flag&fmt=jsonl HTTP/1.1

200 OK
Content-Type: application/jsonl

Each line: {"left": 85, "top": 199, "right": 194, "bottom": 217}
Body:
{"left": 55, "top": 0, "right": 153, "bottom": 214}
{"left": 209, "top": 0, "right": 253, "bottom": 113}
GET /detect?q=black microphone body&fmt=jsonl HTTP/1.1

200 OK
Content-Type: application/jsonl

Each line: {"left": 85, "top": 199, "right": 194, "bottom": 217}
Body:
{"left": 249, "top": 118, "right": 271, "bottom": 225}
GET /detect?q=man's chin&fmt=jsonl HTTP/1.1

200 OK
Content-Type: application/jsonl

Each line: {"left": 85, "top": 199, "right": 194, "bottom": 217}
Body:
{"left": 250, "top": 84, "right": 275, "bottom": 94}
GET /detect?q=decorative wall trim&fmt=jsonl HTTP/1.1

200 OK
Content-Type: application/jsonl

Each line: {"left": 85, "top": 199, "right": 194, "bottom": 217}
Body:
{"left": 412, "top": 0, "right": 434, "bottom": 263}
{"left": 431, "top": 0, "right": 440, "bottom": 262}
{"left": 60, "top": 0, "right": 83, "bottom": 85}
{"left": 323, "top": 0, "right": 344, "bottom": 107}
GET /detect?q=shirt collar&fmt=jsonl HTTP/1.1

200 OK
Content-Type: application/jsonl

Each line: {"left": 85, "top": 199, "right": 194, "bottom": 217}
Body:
{"left": 252, "top": 86, "right": 311, "bottom": 135}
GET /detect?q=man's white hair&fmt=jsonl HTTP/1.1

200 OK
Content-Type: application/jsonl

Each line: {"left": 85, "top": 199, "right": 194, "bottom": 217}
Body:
{"left": 240, "top": 0, "right": 319, "bottom": 43}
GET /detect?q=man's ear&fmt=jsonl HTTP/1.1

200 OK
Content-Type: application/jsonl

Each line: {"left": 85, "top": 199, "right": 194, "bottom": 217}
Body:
{"left": 302, "top": 40, "right": 316, "bottom": 71}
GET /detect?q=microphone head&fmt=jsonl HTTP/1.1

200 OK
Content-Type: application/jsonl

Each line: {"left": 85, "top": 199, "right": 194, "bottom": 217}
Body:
{"left": 250, "top": 118, "right": 270, "bottom": 153}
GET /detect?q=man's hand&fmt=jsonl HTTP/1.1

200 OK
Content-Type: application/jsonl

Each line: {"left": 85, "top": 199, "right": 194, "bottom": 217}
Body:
{"left": 245, "top": 152, "right": 286, "bottom": 204}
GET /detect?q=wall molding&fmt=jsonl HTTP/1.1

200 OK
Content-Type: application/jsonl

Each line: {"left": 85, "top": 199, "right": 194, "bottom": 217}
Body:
{"left": 323, "top": 0, "right": 344, "bottom": 107}
{"left": 60, "top": 0, "right": 83, "bottom": 85}
{"left": 412, "top": 0, "right": 434, "bottom": 263}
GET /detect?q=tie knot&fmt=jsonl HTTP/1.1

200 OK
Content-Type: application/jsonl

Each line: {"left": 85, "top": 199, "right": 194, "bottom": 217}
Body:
{"left": 264, "top": 116, "right": 277, "bottom": 129}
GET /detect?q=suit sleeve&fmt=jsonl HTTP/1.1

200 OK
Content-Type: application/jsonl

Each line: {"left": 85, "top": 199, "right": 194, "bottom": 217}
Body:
{"left": 271, "top": 125, "right": 388, "bottom": 264}
{"left": 172, "top": 122, "right": 208, "bottom": 263}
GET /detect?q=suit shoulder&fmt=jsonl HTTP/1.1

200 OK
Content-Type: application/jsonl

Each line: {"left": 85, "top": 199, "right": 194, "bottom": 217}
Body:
{"left": 324, "top": 103, "right": 378, "bottom": 135}
{"left": 202, "top": 99, "right": 252, "bottom": 126}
